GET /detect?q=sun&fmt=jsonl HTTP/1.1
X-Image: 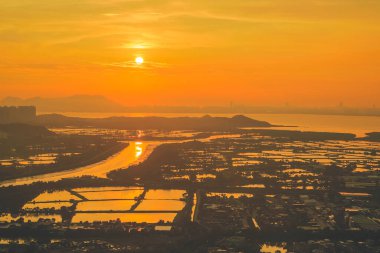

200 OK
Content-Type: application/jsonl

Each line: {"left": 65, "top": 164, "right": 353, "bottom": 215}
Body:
{"left": 135, "top": 56, "right": 144, "bottom": 65}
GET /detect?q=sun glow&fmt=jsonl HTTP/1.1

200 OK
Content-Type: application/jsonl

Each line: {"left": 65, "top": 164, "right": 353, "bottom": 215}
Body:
{"left": 135, "top": 57, "right": 144, "bottom": 65}
{"left": 135, "top": 142, "right": 143, "bottom": 158}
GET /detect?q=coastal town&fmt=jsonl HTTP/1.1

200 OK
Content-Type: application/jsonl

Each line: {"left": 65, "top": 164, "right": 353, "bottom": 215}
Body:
{"left": 0, "top": 107, "right": 379, "bottom": 252}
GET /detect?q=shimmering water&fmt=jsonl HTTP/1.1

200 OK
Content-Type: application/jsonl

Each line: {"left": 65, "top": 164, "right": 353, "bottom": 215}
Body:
{"left": 0, "top": 141, "right": 159, "bottom": 187}
{"left": 71, "top": 213, "right": 176, "bottom": 223}
{"left": 31, "top": 190, "right": 81, "bottom": 202}
{"left": 145, "top": 189, "right": 186, "bottom": 200}
{"left": 78, "top": 190, "right": 144, "bottom": 200}
{"left": 76, "top": 200, "right": 136, "bottom": 211}
{"left": 135, "top": 200, "right": 185, "bottom": 211}
{"left": 260, "top": 243, "right": 287, "bottom": 253}
{"left": 9, "top": 188, "right": 188, "bottom": 225}
{"left": 41, "top": 112, "right": 380, "bottom": 137}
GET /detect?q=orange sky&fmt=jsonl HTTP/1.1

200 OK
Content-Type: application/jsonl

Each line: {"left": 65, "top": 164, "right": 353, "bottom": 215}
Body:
{"left": 0, "top": 0, "right": 379, "bottom": 106}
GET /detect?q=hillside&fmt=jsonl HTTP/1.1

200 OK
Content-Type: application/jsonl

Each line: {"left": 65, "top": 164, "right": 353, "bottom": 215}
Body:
{"left": 0, "top": 123, "right": 54, "bottom": 138}
{"left": 36, "top": 114, "right": 272, "bottom": 130}
{"left": 1, "top": 95, "right": 124, "bottom": 113}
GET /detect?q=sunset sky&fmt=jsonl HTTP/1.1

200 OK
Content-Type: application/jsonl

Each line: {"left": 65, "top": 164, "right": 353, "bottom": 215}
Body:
{"left": 0, "top": 0, "right": 379, "bottom": 106}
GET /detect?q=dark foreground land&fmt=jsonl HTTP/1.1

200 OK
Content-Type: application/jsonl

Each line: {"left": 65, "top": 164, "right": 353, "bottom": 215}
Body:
{"left": 0, "top": 116, "right": 380, "bottom": 252}
{"left": 0, "top": 124, "right": 127, "bottom": 182}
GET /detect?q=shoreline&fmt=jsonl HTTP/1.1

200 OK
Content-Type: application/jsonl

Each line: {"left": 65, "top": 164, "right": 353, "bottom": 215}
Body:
{"left": 0, "top": 142, "right": 131, "bottom": 187}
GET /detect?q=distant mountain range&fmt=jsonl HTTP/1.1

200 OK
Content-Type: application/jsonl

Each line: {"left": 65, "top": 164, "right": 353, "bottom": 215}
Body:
{"left": 0, "top": 95, "right": 124, "bottom": 113}
{"left": 1, "top": 95, "right": 380, "bottom": 116}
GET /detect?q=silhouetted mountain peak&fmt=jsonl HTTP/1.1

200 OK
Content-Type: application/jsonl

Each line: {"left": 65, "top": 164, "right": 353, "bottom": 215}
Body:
{"left": 231, "top": 114, "right": 250, "bottom": 121}
{"left": 230, "top": 114, "right": 270, "bottom": 127}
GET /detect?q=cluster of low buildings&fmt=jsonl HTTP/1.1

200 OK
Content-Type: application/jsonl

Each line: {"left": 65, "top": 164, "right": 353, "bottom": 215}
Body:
{"left": 196, "top": 193, "right": 251, "bottom": 231}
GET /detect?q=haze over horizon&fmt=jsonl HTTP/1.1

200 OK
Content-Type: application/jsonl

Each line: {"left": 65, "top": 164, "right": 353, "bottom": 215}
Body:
{"left": 1, "top": 0, "right": 380, "bottom": 106}
{"left": 1, "top": 94, "right": 379, "bottom": 108}
{"left": 2, "top": 95, "right": 380, "bottom": 117}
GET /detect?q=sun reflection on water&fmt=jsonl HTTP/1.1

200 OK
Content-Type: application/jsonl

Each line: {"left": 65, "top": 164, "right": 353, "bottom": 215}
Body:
{"left": 135, "top": 142, "right": 143, "bottom": 158}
